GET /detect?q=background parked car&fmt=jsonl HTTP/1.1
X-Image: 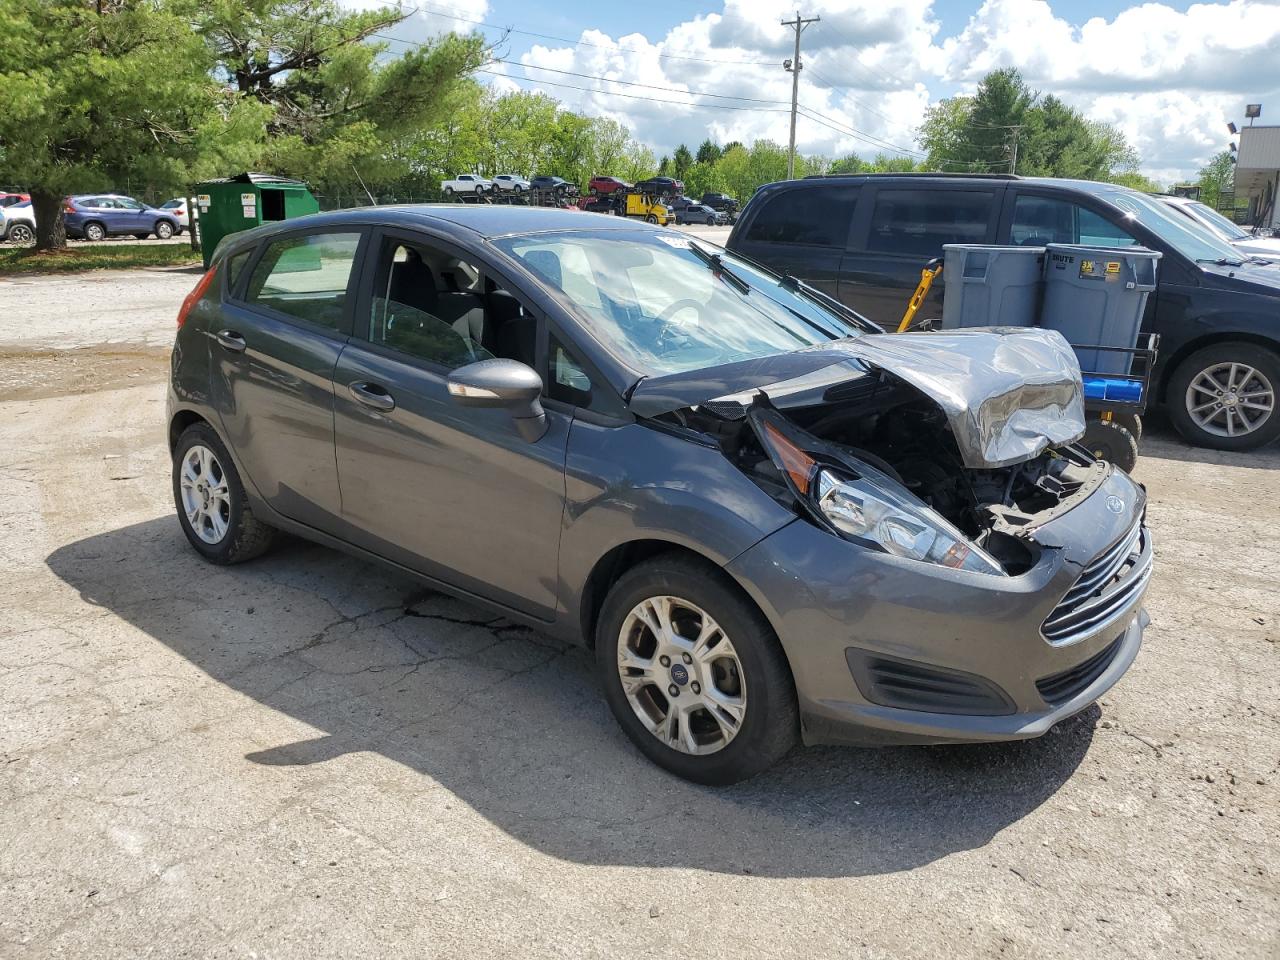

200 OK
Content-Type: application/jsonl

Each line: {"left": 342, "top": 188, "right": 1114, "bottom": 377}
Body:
{"left": 492, "top": 174, "right": 530, "bottom": 194}
{"left": 1157, "top": 194, "right": 1280, "bottom": 258}
{"left": 159, "top": 198, "right": 192, "bottom": 233}
{"left": 0, "top": 192, "right": 30, "bottom": 208}
{"left": 728, "top": 173, "right": 1280, "bottom": 452}
{"left": 530, "top": 175, "right": 575, "bottom": 196}
{"left": 677, "top": 204, "right": 727, "bottom": 226}
{"left": 0, "top": 202, "right": 36, "bottom": 244}
{"left": 589, "top": 175, "right": 631, "bottom": 195}
{"left": 701, "top": 192, "right": 739, "bottom": 213}
{"left": 64, "top": 194, "right": 179, "bottom": 240}
{"left": 635, "top": 176, "right": 684, "bottom": 197}
{"left": 441, "top": 174, "right": 493, "bottom": 196}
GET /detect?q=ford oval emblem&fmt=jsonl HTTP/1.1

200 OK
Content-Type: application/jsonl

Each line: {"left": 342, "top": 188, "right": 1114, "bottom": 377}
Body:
{"left": 1105, "top": 495, "right": 1125, "bottom": 514}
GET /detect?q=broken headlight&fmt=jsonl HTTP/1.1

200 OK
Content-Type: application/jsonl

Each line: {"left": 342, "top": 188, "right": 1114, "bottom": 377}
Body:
{"left": 814, "top": 470, "right": 1004, "bottom": 576}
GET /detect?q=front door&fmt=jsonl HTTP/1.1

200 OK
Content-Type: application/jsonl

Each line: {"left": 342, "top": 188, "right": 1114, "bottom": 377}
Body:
{"left": 332, "top": 230, "right": 568, "bottom": 618}
{"left": 210, "top": 228, "right": 365, "bottom": 531}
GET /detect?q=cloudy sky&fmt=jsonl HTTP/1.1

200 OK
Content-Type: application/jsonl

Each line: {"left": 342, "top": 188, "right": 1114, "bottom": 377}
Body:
{"left": 354, "top": 0, "right": 1280, "bottom": 183}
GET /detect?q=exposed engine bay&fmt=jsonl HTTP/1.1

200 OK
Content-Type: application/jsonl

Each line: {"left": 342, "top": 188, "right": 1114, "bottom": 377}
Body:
{"left": 657, "top": 369, "right": 1107, "bottom": 576}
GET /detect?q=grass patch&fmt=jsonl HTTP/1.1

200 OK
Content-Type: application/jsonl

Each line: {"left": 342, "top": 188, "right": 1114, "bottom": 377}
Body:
{"left": 0, "top": 244, "right": 201, "bottom": 275}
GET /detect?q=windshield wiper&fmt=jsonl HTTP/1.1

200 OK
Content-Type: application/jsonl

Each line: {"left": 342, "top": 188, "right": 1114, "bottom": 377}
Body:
{"left": 688, "top": 242, "right": 750, "bottom": 294}
{"left": 781, "top": 272, "right": 882, "bottom": 334}
{"left": 1197, "top": 257, "right": 1246, "bottom": 267}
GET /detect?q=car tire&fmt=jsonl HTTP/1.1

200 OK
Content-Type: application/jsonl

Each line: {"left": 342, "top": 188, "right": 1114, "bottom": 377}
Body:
{"left": 7, "top": 223, "right": 34, "bottom": 245}
{"left": 595, "top": 554, "right": 799, "bottom": 784}
{"left": 1081, "top": 418, "right": 1139, "bottom": 473}
{"left": 513, "top": 184, "right": 523, "bottom": 194}
{"left": 155, "top": 220, "right": 174, "bottom": 240}
{"left": 84, "top": 222, "right": 106, "bottom": 241}
{"left": 1110, "top": 411, "right": 1142, "bottom": 441}
{"left": 172, "top": 423, "right": 276, "bottom": 565}
{"left": 645, "top": 214, "right": 658, "bottom": 224}
{"left": 444, "top": 186, "right": 454, "bottom": 197}
{"left": 1167, "top": 342, "right": 1280, "bottom": 451}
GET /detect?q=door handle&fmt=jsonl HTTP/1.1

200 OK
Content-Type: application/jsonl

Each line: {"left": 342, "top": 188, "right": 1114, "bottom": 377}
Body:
{"left": 215, "top": 330, "right": 247, "bottom": 353}
{"left": 348, "top": 381, "right": 395, "bottom": 412}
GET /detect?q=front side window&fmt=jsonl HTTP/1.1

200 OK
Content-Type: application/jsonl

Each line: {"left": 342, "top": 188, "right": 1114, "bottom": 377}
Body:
{"left": 366, "top": 239, "right": 494, "bottom": 369}
{"left": 1011, "top": 195, "right": 1138, "bottom": 249}
{"left": 495, "top": 230, "right": 861, "bottom": 376}
{"left": 868, "top": 189, "right": 994, "bottom": 256}
{"left": 245, "top": 231, "right": 361, "bottom": 329}
{"left": 745, "top": 186, "right": 858, "bottom": 247}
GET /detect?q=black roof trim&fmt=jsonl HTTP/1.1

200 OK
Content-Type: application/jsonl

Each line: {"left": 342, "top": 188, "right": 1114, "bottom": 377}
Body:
{"left": 802, "top": 172, "right": 1022, "bottom": 181}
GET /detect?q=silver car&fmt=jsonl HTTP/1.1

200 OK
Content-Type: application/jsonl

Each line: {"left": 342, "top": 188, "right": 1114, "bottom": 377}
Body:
{"left": 167, "top": 206, "right": 1151, "bottom": 783}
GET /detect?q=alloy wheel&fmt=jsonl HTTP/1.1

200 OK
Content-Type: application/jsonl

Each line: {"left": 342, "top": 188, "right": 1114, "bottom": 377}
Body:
{"left": 616, "top": 595, "right": 747, "bottom": 755}
{"left": 1186, "top": 361, "right": 1275, "bottom": 438}
{"left": 8, "top": 224, "right": 34, "bottom": 245}
{"left": 85, "top": 223, "right": 105, "bottom": 241}
{"left": 179, "top": 444, "right": 231, "bottom": 544}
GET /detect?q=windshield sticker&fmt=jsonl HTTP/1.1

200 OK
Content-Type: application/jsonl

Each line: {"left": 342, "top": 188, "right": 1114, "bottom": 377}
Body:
{"left": 657, "top": 235, "right": 690, "bottom": 248}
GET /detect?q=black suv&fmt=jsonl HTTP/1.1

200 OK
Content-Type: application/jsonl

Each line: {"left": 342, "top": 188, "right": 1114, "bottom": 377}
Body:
{"left": 728, "top": 174, "right": 1280, "bottom": 451}
{"left": 701, "top": 192, "right": 738, "bottom": 213}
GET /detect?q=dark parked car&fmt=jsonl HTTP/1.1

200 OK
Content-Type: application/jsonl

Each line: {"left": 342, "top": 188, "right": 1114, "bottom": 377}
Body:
{"left": 701, "top": 192, "right": 738, "bottom": 212}
{"left": 729, "top": 174, "right": 1280, "bottom": 451}
{"left": 168, "top": 205, "right": 1150, "bottom": 783}
{"left": 65, "top": 194, "right": 179, "bottom": 241}
{"left": 589, "top": 176, "right": 631, "bottom": 195}
{"left": 529, "top": 176, "right": 575, "bottom": 196}
{"left": 677, "top": 204, "right": 726, "bottom": 225}
{"left": 635, "top": 176, "right": 684, "bottom": 197}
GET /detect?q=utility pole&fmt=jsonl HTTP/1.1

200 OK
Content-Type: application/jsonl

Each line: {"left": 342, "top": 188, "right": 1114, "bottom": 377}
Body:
{"left": 1008, "top": 125, "right": 1023, "bottom": 175}
{"left": 781, "top": 11, "right": 820, "bottom": 180}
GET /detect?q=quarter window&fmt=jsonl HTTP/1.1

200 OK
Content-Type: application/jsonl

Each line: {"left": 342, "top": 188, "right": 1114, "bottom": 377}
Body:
{"left": 745, "top": 186, "right": 858, "bottom": 246}
{"left": 868, "top": 190, "right": 994, "bottom": 256}
{"left": 245, "top": 231, "right": 361, "bottom": 329}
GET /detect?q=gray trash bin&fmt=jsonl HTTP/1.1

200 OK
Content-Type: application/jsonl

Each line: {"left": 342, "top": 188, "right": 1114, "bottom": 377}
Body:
{"left": 940, "top": 244, "right": 1045, "bottom": 330}
{"left": 1041, "top": 244, "right": 1161, "bottom": 375}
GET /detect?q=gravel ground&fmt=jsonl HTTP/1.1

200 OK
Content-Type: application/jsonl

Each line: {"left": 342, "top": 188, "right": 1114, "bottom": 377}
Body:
{"left": 0, "top": 270, "right": 1277, "bottom": 959}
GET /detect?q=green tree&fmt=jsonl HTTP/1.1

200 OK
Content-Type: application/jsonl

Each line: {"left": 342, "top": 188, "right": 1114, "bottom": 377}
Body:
{"left": 0, "top": 0, "right": 219, "bottom": 249}
{"left": 671, "top": 143, "right": 694, "bottom": 180}
{"left": 1197, "top": 150, "right": 1235, "bottom": 209}
{"left": 695, "top": 139, "right": 722, "bottom": 165}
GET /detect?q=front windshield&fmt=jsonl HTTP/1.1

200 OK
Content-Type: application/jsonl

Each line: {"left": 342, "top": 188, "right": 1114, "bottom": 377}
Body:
{"left": 1105, "top": 191, "right": 1245, "bottom": 263}
{"left": 1186, "top": 201, "right": 1250, "bottom": 241}
{"left": 493, "top": 230, "right": 861, "bottom": 375}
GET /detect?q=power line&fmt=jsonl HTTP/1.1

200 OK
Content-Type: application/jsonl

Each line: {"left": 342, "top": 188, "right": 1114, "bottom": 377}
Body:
{"left": 479, "top": 69, "right": 792, "bottom": 114}
{"left": 493, "top": 60, "right": 790, "bottom": 106}
{"left": 797, "top": 105, "right": 925, "bottom": 157}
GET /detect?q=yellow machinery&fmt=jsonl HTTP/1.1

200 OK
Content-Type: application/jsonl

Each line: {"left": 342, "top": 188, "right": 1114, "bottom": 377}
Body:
{"left": 625, "top": 193, "right": 672, "bottom": 225}
{"left": 897, "top": 258, "right": 942, "bottom": 333}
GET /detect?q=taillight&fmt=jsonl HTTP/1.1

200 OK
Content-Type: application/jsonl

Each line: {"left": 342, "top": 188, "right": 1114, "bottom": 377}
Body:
{"left": 177, "top": 263, "right": 219, "bottom": 328}
{"left": 63, "top": 200, "right": 76, "bottom": 214}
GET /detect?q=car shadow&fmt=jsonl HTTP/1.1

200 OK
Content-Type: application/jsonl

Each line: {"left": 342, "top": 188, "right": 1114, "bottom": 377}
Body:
{"left": 46, "top": 517, "right": 1098, "bottom": 879}
{"left": 1139, "top": 412, "right": 1280, "bottom": 470}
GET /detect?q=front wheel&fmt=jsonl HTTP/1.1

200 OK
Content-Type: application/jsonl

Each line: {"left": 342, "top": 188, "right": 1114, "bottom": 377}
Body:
{"left": 645, "top": 214, "right": 658, "bottom": 224}
{"left": 172, "top": 423, "right": 276, "bottom": 564}
{"left": 7, "top": 223, "right": 34, "bottom": 245}
{"left": 596, "top": 555, "right": 799, "bottom": 784}
{"left": 155, "top": 220, "right": 174, "bottom": 240}
{"left": 1167, "top": 343, "right": 1280, "bottom": 451}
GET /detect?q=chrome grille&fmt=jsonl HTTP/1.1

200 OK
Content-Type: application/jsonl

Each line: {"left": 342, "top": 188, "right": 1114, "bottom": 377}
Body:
{"left": 1042, "top": 522, "right": 1152, "bottom": 646}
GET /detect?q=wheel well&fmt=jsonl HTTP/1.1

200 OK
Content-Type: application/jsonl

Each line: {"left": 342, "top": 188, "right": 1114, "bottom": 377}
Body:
{"left": 168, "top": 410, "right": 209, "bottom": 451}
{"left": 1158, "top": 333, "right": 1280, "bottom": 403}
{"left": 578, "top": 539, "right": 753, "bottom": 648}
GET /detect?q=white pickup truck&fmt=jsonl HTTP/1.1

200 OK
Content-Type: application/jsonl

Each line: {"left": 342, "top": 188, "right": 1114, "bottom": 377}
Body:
{"left": 440, "top": 174, "right": 494, "bottom": 196}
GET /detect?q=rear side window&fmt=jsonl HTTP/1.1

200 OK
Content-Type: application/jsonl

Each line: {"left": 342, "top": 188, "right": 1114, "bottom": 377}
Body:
{"left": 868, "top": 190, "right": 994, "bottom": 256}
{"left": 745, "top": 186, "right": 858, "bottom": 247}
{"left": 245, "top": 231, "right": 361, "bottom": 329}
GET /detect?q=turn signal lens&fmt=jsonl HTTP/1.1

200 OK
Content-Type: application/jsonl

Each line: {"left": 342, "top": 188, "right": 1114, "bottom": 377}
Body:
{"left": 177, "top": 263, "right": 219, "bottom": 328}
{"left": 762, "top": 420, "right": 817, "bottom": 494}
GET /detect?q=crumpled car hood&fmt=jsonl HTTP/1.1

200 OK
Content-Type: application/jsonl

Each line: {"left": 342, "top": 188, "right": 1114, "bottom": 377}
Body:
{"left": 628, "top": 328, "right": 1086, "bottom": 469}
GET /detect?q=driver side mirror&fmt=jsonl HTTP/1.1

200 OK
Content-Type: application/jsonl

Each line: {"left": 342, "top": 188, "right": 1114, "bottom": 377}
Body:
{"left": 447, "top": 358, "right": 548, "bottom": 442}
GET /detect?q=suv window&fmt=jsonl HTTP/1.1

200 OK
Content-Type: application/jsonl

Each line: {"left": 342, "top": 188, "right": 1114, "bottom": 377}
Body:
{"left": 868, "top": 189, "right": 994, "bottom": 256}
{"left": 1011, "top": 195, "right": 1138, "bottom": 248}
{"left": 245, "top": 231, "right": 361, "bottom": 329}
{"left": 745, "top": 186, "right": 857, "bottom": 246}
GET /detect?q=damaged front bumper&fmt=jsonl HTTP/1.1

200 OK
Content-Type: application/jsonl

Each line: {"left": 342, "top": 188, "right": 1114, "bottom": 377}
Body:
{"left": 726, "top": 466, "right": 1151, "bottom": 747}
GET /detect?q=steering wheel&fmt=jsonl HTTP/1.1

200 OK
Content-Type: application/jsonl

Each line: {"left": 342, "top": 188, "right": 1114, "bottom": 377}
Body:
{"left": 657, "top": 298, "right": 707, "bottom": 324}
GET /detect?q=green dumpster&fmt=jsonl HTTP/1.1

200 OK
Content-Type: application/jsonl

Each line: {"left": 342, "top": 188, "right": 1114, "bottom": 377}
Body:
{"left": 193, "top": 172, "right": 319, "bottom": 269}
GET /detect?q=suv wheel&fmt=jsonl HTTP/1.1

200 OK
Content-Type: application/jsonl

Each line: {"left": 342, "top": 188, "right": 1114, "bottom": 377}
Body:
{"left": 155, "top": 220, "right": 174, "bottom": 240}
{"left": 596, "top": 555, "right": 798, "bottom": 784}
{"left": 1168, "top": 343, "right": 1280, "bottom": 450}
{"left": 172, "top": 423, "right": 276, "bottom": 564}
{"left": 84, "top": 222, "right": 106, "bottom": 241}
{"left": 7, "top": 223, "right": 34, "bottom": 245}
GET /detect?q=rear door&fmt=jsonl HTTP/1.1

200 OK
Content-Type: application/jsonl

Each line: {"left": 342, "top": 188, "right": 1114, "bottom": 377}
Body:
{"left": 838, "top": 182, "right": 1003, "bottom": 327}
{"left": 730, "top": 183, "right": 860, "bottom": 300}
{"left": 210, "top": 227, "right": 366, "bottom": 532}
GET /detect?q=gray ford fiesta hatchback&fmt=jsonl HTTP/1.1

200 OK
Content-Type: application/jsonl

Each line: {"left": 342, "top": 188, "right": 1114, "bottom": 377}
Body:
{"left": 167, "top": 205, "right": 1152, "bottom": 784}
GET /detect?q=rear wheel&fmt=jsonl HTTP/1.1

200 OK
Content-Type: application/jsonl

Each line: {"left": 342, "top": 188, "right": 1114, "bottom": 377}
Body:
{"left": 596, "top": 555, "right": 798, "bottom": 784}
{"left": 1081, "top": 418, "right": 1139, "bottom": 472}
{"left": 84, "top": 222, "right": 106, "bottom": 241}
{"left": 1168, "top": 343, "right": 1280, "bottom": 451}
{"left": 172, "top": 423, "right": 276, "bottom": 564}
{"left": 444, "top": 186, "right": 455, "bottom": 197}
{"left": 7, "top": 222, "right": 34, "bottom": 245}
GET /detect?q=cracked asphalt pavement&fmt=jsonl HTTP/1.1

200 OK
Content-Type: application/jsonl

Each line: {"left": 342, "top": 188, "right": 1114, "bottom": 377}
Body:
{"left": 1, "top": 268, "right": 1277, "bottom": 959}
